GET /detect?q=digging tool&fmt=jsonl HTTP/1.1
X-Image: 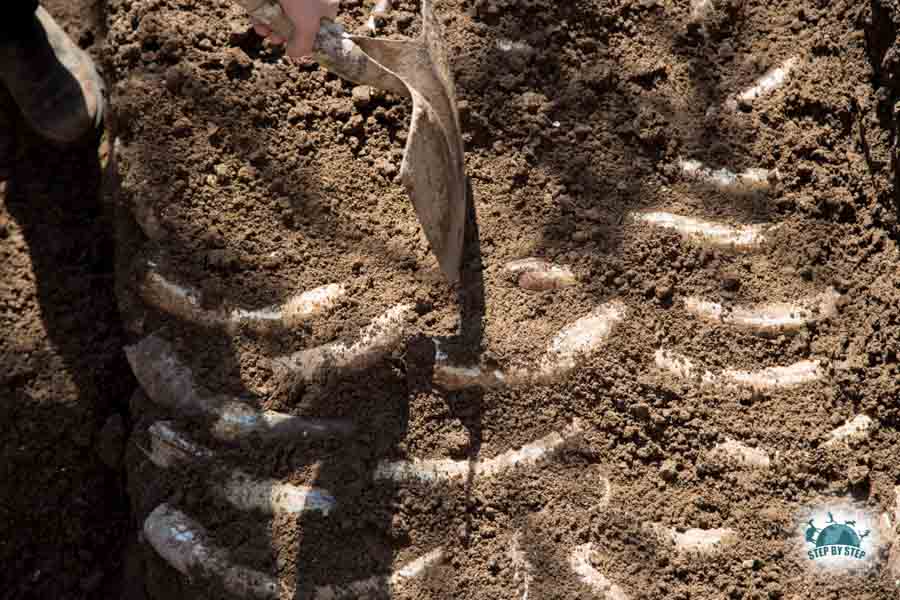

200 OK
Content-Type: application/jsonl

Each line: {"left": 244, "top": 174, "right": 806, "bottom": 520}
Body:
{"left": 236, "top": 0, "right": 466, "bottom": 285}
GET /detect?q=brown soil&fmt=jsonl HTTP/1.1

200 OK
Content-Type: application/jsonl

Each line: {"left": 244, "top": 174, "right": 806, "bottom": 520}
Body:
{"left": 0, "top": 3, "right": 134, "bottom": 599}
{"left": 109, "top": 0, "right": 900, "bottom": 596}
{"left": 8, "top": 0, "right": 900, "bottom": 597}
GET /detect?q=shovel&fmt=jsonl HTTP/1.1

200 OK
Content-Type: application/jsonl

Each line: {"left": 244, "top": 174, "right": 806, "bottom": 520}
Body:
{"left": 237, "top": 0, "right": 466, "bottom": 285}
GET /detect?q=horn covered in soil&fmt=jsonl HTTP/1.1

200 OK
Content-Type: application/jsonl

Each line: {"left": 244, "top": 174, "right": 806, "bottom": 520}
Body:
{"left": 143, "top": 504, "right": 280, "bottom": 599}
{"left": 125, "top": 334, "right": 353, "bottom": 441}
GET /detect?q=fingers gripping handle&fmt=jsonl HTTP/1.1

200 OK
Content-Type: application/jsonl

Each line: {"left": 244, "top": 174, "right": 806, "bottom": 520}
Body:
{"left": 238, "top": 0, "right": 341, "bottom": 51}
{"left": 239, "top": 0, "right": 295, "bottom": 39}
{"left": 234, "top": 0, "right": 409, "bottom": 97}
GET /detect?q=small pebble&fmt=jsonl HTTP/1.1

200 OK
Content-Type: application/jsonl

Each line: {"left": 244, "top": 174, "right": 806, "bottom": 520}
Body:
{"left": 237, "top": 166, "right": 256, "bottom": 182}
{"left": 375, "top": 158, "right": 398, "bottom": 178}
{"left": 659, "top": 459, "right": 678, "bottom": 482}
{"left": 352, "top": 86, "right": 372, "bottom": 108}
{"left": 655, "top": 282, "right": 674, "bottom": 301}
{"left": 172, "top": 117, "right": 192, "bottom": 137}
{"left": 572, "top": 230, "right": 591, "bottom": 243}
{"left": 520, "top": 91, "right": 546, "bottom": 113}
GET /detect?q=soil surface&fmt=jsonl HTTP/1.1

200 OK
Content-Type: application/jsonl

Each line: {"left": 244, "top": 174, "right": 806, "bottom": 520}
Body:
{"left": 9, "top": 0, "right": 900, "bottom": 598}
{"left": 0, "top": 2, "right": 134, "bottom": 599}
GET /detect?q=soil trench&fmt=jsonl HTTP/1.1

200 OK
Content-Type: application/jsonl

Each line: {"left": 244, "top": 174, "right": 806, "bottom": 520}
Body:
{"left": 0, "top": 3, "right": 136, "bottom": 599}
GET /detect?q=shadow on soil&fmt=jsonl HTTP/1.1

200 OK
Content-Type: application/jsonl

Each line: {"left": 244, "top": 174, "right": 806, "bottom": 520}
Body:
{"left": 0, "top": 101, "right": 134, "bottom": 598}
{"left": 455, "top": 0, "right": 771, "bottom": 262}
{"left": 106, "top": 0, "right": 811, "bottom": 596}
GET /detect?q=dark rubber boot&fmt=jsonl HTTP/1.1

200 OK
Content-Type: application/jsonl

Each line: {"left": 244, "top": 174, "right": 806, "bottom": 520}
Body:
{"left": 0, "top": 7, "right": 105, "bottom": 144}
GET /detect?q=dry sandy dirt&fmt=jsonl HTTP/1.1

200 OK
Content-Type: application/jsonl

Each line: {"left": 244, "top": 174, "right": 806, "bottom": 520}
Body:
{"left": 6, "top": 0, "right": 900, "bottom": 598}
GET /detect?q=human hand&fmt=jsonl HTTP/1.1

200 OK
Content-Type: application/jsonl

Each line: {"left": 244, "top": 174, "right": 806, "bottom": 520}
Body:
{"left": 252, "top": 0, "right": 340, "bottom": 58}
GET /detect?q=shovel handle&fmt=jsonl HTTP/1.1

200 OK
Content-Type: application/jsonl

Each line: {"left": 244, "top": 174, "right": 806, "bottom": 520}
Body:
{"left": 234, "top": 0, "right": 407, "bottom": 96}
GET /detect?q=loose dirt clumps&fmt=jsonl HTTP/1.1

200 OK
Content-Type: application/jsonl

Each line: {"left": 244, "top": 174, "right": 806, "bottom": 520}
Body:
{"left": 100, "top": 0, "right": 900, "bottom": 598}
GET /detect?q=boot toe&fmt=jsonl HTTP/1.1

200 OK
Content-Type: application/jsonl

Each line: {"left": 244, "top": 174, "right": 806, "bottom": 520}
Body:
{"left": 0, "top": 7, "right": 106, "bottom": 145}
